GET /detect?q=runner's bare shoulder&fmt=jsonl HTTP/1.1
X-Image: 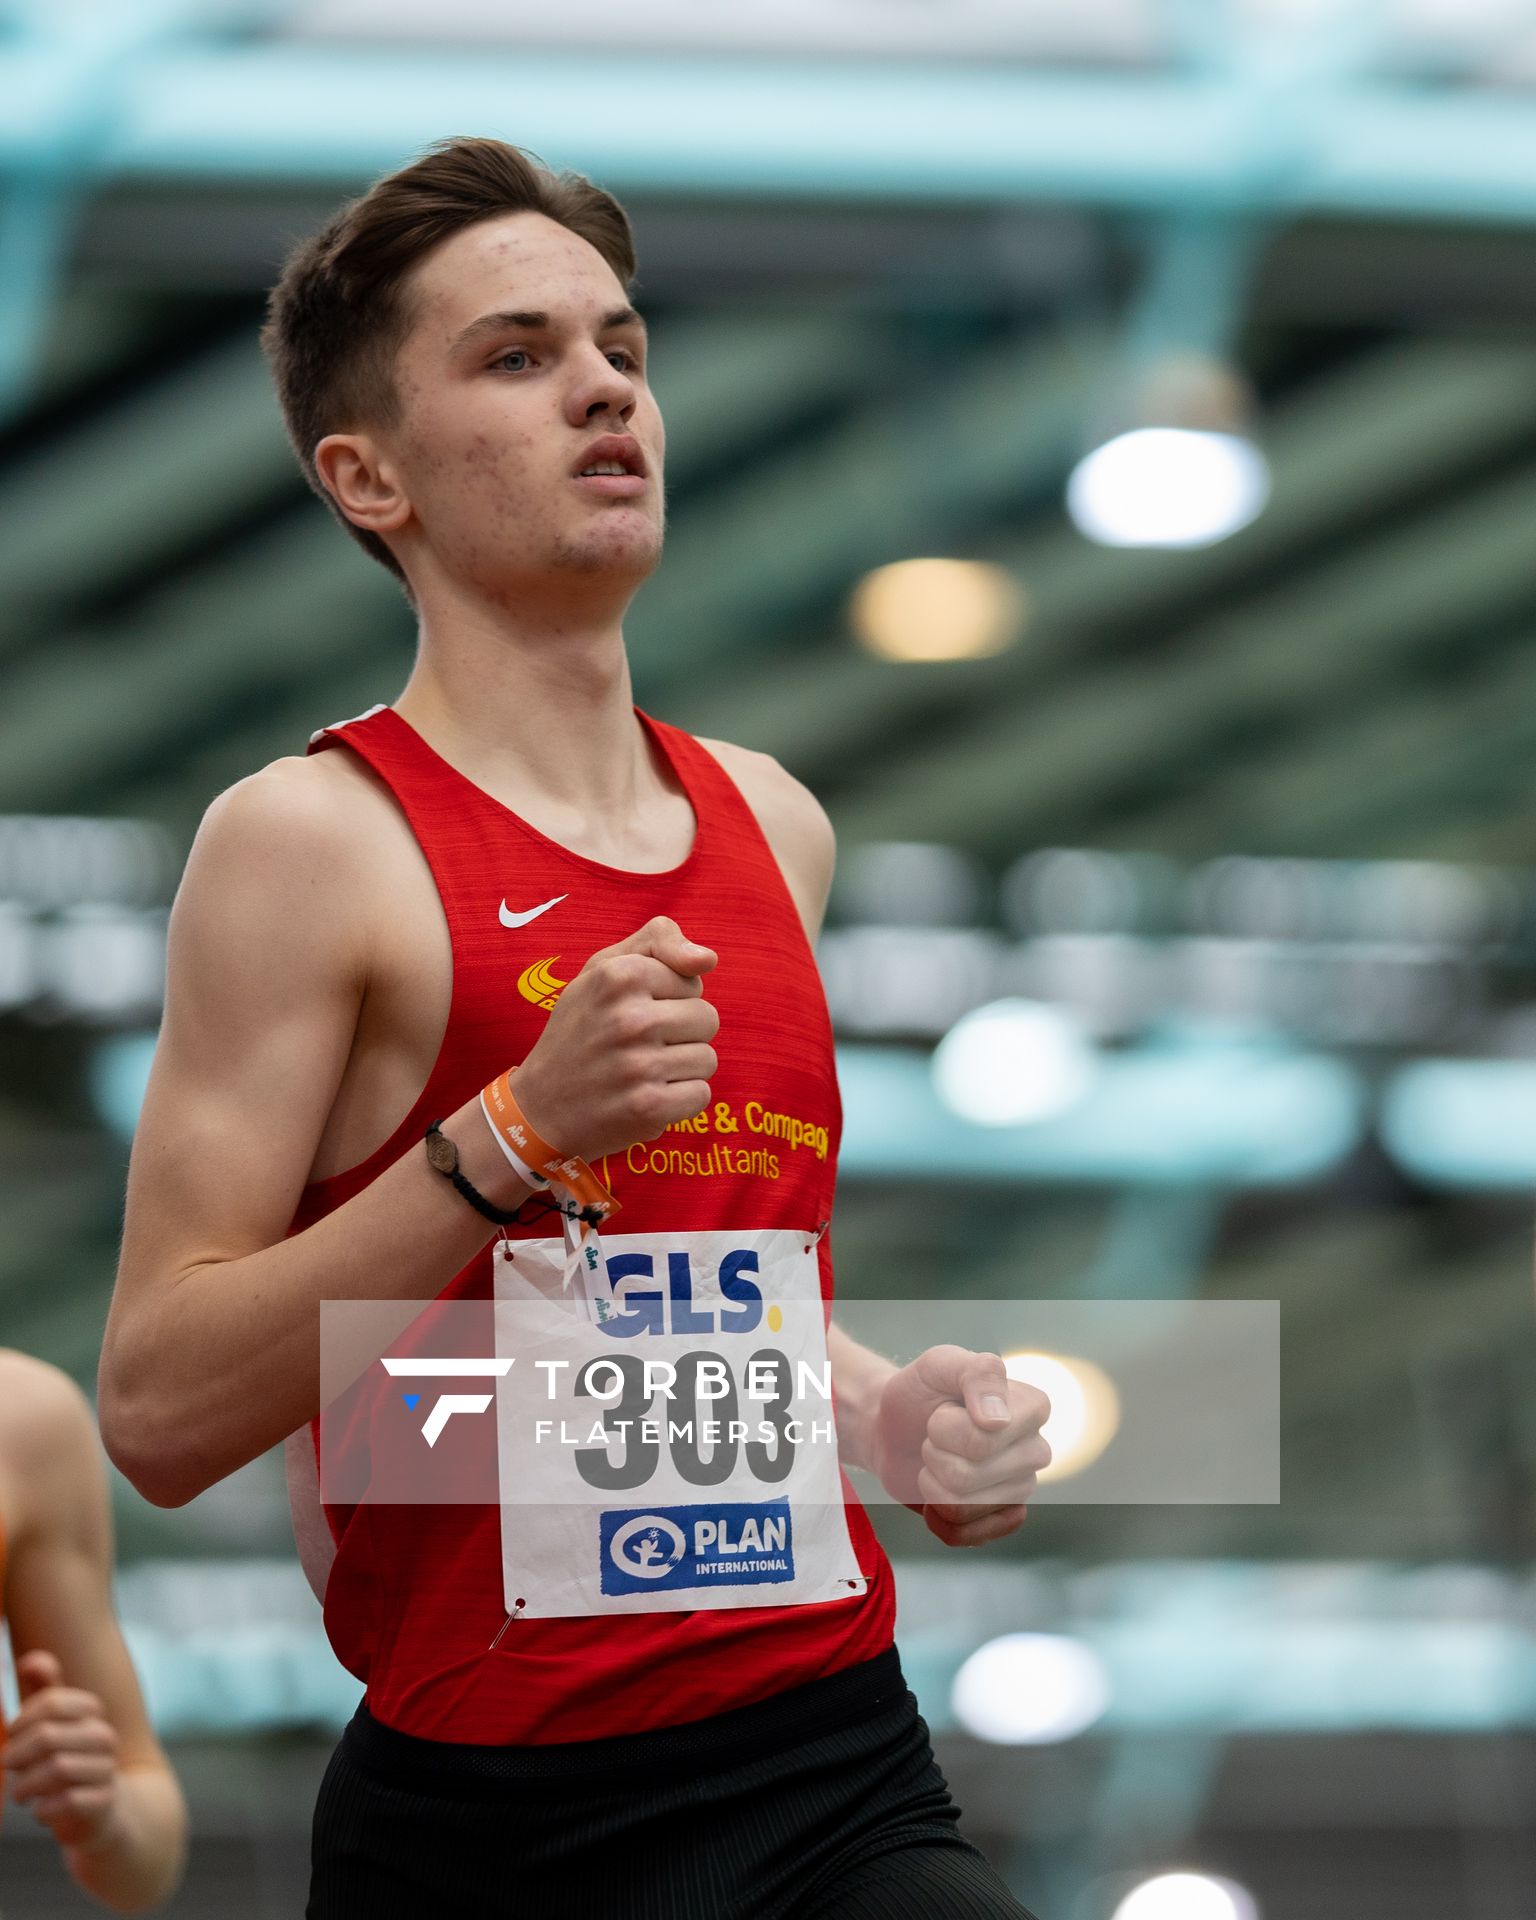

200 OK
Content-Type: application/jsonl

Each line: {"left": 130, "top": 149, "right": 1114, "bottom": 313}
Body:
{"left": 170, "top": 749, "right": 384, "bottom": 998}
{"left": 693, "top": 737, "right": 835, "bottom": 931}
{"left": 0, "top": 1350, "right": 96, "bottom": 1523}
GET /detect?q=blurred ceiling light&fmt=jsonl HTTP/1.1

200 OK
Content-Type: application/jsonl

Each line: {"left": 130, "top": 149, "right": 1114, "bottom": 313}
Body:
{"left": 1068, "top": 354, "right": 1270, "bottom": 550}
{"left": 1068, "top": 428, "right": 1269, "bottom": 548}
{"left": 850, "top": 557, "right": 1025, "bottom": 663}
{"left": 1111, "top": 1873, "right": 1259, "bottom": 1920}
{"left": 951, "top": 1632, "right": 1110, "bottom": 1745}
{"left": 933, "top": 997, "right": 1098, "bottom": 1125}
{"left": 1003, "top": 1350, "right": 1120, "bottom": 1481}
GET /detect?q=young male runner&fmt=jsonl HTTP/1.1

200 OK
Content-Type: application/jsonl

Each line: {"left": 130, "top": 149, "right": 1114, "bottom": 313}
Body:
{"left": 0, "top": 1350, "right": 186, "bottom": 1910}
{"left": 99, "top": 138, "right": 1050, "bottom": 1917}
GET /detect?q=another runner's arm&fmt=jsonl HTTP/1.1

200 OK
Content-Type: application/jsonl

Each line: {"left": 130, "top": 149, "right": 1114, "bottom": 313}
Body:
{"left": 101, "top": 762, "right": 719, "bottom": 1508}
{"left": 0, "top": 1354, "right": 187, "bottom": 1911}
{"left": 697, "top": 739, "right": 900, "bottom": 1473}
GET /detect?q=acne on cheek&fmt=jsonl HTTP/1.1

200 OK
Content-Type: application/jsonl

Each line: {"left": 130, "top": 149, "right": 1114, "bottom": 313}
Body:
{"left": 461, "top": 429, "right": 538, "bottom": 470}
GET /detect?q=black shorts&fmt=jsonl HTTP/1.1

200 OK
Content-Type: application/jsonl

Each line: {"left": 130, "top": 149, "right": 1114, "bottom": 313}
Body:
{"left": 307, "top": 1645, "right": 1038, "bottom": 1919}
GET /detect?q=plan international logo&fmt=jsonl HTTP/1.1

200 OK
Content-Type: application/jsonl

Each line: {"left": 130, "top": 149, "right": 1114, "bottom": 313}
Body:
{"left": 600, "top": 1499, "right": 795, "bottom": 1595}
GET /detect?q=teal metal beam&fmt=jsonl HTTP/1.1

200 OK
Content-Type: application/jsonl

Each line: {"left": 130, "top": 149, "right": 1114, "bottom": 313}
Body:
{"left": 0, "top": 47, "right": 1534, "bottom": 224}
{"left": 0, "top": 2, "right": 266, "bottom": 409}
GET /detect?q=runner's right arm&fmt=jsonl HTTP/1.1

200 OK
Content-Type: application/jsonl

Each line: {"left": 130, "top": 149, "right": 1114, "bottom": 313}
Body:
{"left": 0, "top": 1354, "right": 188, "bottom": 1911}
{"left": 99, "top": 763, "right": 717, "bottom": 1508}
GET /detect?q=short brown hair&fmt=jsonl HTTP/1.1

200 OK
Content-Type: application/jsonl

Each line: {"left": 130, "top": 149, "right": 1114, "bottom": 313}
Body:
{"left": 260, "top": 135, "right": 637, "bottom": 588}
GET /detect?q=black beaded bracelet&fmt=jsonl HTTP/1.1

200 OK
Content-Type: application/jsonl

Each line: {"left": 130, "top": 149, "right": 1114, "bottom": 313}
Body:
{"left": 423, "top": 1121, "right": 527, "bottom": 1228}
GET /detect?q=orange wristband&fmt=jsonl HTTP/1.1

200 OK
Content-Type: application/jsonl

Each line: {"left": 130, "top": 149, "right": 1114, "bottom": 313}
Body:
{"left": 480, "top": 1069, "right": 620, "bottom": 1227}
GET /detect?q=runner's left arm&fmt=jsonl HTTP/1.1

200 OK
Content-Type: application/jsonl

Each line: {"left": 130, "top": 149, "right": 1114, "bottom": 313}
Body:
{"left": 697, "top": 741, "right": 1052, "bottom": 1537}
{"left": 695, "top": 741, "right": 904, "bottom": 1476}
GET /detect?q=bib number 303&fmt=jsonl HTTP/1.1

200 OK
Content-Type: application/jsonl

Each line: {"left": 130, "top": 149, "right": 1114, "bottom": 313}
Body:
{"left": 572, "top": 1345, "right": 803, "bottom": 1491}
{"left": 492, "top": 1227, "right": 869, "bottom": 1619}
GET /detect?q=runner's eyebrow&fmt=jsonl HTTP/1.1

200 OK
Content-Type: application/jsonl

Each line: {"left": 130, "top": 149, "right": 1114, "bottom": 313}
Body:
{"left": 451, "top": 307, "right": 648, "bottom": 354}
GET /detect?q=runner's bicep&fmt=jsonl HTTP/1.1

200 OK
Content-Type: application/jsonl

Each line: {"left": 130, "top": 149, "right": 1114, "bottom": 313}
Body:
{"left": 117, "top": 769, "right": 366, "bottom": 1290}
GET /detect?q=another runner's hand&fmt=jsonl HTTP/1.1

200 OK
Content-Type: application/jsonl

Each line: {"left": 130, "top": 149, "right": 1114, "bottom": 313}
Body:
{"left": 869, "top": 1345, "right": 1051, "bottom": 1549}
{"left": 5, "top": 1650, "right": 124, "bottom": 1854}
{"left": 511, "top": 916, "right": 720, "bottom": 1161}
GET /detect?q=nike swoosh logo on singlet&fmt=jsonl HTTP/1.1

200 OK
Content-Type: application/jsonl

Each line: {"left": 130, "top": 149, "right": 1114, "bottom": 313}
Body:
{"left": 499, "top": 894, "right": 568, "bottom": 929}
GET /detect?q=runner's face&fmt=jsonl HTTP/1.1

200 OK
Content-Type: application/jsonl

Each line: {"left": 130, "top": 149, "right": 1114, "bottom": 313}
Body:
{"left": 389, "top": 210, "right": 665, "bottom": 597}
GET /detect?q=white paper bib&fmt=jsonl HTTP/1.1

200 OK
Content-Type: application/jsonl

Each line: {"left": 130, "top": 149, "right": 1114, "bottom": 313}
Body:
{"left": 492, "top": 1227, "right": 869, "bottom": 1621}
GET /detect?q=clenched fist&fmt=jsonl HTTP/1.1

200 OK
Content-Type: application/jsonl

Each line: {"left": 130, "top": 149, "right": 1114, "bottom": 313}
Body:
{"left": 870, "top": 1346, "right": 1052, "bottom": 1549}
{"left": 5, "top": 1649, "right": 124, "bottom": 1852}
{"left": 510, "top": 915, "right": 720, "bottom": 1162}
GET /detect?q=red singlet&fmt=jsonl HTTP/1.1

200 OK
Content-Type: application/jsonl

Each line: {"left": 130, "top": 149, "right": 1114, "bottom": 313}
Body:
{"left": 289, "top": 705, "right": 895, "bottom": 1743}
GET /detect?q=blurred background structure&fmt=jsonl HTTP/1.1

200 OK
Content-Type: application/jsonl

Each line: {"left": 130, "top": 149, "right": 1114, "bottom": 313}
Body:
{"left": 4, "top": 0, "right": 1536, "bottom": 1914}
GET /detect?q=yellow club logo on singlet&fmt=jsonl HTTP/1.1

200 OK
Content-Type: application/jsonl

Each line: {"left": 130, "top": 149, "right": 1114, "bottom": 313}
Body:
{"left": 517, "top": 956, "right": 568, "bottom": 1010}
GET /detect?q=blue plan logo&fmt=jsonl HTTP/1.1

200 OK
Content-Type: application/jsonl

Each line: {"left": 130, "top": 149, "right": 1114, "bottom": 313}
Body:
{"left": 605, "top": 1515, "right": 687, "bottom": 1581}
{"left": 600, "top": 1499, "right": 795, "bottom": 1596}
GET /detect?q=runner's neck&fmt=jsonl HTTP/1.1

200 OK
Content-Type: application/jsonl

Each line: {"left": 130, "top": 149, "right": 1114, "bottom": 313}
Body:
{"left": 395, "top": 617, "right": 654, "bottom": 824}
